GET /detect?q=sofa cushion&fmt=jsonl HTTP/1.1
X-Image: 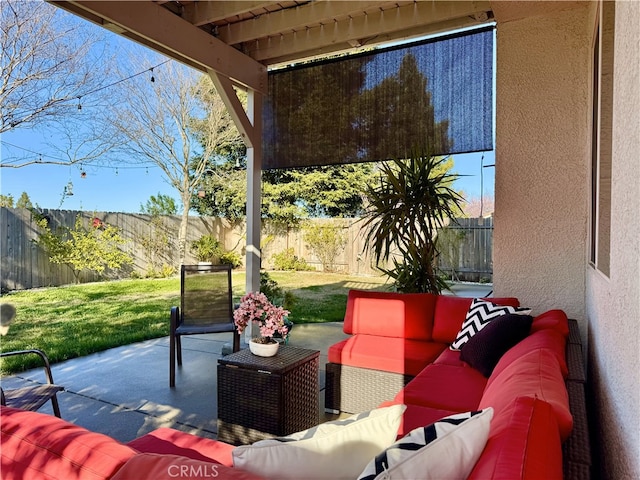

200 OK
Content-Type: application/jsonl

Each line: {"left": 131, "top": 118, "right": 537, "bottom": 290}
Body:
{"left": 343, "top": 290, "right": 437, "bottom": 340}
{"left": 232, "top": 404, "right": 406, "bottom": 480}
{"left": 111, "top": 453, "right": 266, "bottom": 480}
{"left": 451, "top": 299, "right": 532, "bottom": 350}
{"left": 468, "top": 396, "right": 563, "bottom": 480}
{"left": 394, "top": 363, "right": 488, "bottom": 412}
{"left": 357, "top": 408, "right": 493, "bottom": 480}
{"left": 432, "top": 296, "right": 520, "bottom": 344}
{"left": 328, "top": 335, "right": 447, "bottom": 376}
{"left": 432, "top": 346, "right": 467, "bottom": 367}
{"left": 127, "top": 428, "right": 236, "bottom": 466}
{"left": 460, "top": 314, "right": 534, "bottom": 377}
{"left": 489, "top": 327, "right": 569, "bottom": 381}
{"left": 378, "top": 401, "right": 460, "bottom": 438}
{"left": 479, "top": 349, "right": 573, "bottom": 440}
{"left": 0, "top": 406, "right": 136, "bottom": 480}
{"left": 530, "top": 309, "right": 569, "bottom": 337}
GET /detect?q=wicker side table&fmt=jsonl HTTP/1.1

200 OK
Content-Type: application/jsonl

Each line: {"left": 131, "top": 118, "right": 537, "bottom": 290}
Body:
{"left": 217, "top": 345, "right": 319, "bottom": 445}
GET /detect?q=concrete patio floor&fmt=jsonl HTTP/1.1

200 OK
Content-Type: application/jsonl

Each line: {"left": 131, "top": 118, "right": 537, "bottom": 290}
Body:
{"left": 0, "top": 282, "right": 494, "bottom": 444}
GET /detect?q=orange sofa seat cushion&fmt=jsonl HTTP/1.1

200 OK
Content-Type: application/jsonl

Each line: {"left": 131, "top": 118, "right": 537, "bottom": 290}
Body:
{"left": 479, "top": 349, "right": 573, "bottom": 441}
{"left": 328, "top": 335, "right": 447, "bottom": 376}
{"left": 393, "top": 363, "right": 488, "bottom": 412}
{"left": 127, "top": 428, "right": 236, "bottom": 467}
{"left": 0, "top": 406, "right": 136, "bottom": 480}
{"left": 469, "top": 396, "right": 563, "bottom": 480}
{"left": 342, "top": 290, "right": 437, "bottom": 340}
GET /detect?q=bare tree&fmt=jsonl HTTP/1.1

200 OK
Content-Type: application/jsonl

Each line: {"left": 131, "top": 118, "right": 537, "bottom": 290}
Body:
{"left": 0, "top": 0, "right": 111, "bottom": 133}
{"left": 107, "top": 60, "right": 242, "bottom": 265}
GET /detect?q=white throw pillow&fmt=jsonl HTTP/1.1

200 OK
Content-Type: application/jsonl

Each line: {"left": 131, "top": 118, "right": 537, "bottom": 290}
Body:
{"left": 451, "top": 299, "right": 531, "bottom": 350}
{"left": 232, "top": 404, "right": 406, "bottom": 480}
{"left": 357, "top": 408, "right": 494, "bottom": 480}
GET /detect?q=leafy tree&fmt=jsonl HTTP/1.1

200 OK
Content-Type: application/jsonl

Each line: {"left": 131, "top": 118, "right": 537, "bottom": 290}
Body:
{"left": 0, "top": 194, "right": 14, "bottom": 208}
{"left": 15, "top": 192, "right": 33, "bottom": 209}
{"left": 140, "top": 193, "right": 178, "bottom": 216}
{"left": 360, "top": 53, "right": 452, "bottom": 161}
{"left": 34, "top": 214, "right": 132, "bottom": 283}
{"left": 303, "top": 222, "right": 347, "bottom": 272}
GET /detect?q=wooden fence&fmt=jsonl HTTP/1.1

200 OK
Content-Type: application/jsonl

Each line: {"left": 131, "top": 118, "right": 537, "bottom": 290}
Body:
{"left": 0, "top": 207, "right": 493, "bottom": 291}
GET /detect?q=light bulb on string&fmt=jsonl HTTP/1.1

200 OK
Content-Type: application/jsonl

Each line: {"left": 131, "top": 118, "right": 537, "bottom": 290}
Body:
{"left": 150, "top": 68, "right": 155, "bottom": 83}
{"left": 77, "top": 97, "right": 82, "bottom": 110}
{"left": 115, "top": 167, "right": 119, "bottom": 176}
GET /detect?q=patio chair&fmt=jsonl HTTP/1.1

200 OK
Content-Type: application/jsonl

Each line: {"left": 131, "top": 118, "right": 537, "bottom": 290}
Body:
{"left": 170, "top": 264, "right": 240, "bottom": 387}
{"left": 0, "top": 349, "right": 64, "bottom": 417}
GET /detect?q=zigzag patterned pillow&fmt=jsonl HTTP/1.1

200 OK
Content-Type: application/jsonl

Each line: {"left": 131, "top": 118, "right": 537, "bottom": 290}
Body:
{"left": 357, "top": 408, "right": 493, "bottom": 480}
{"left": 450, "top": 299, "right": 531, "bottom": 351}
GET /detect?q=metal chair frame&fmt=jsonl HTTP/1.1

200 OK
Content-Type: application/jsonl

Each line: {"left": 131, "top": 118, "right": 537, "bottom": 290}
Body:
{"left": 169, "top": 264, "right": 240, "bottom": 387}
{"left": 0, "top": 349, "right": 64, "bottom": 417}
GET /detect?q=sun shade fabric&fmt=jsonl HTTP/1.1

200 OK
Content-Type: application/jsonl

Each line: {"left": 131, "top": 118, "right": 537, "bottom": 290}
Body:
{"left": 263, "top": 27, "right": 494, "bottom": 170}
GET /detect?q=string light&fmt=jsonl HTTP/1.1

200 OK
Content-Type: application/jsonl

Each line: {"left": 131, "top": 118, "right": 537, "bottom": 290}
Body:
{"left": 150, "top": 67, "right": 155, "bottom": 83}
{"left": 77, "top": 97, "right": 82, "bottom": 110}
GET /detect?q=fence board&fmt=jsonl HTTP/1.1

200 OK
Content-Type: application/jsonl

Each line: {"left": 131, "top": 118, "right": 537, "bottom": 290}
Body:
{"left": 0, "top": 207, "right": 493, "bottom": 291}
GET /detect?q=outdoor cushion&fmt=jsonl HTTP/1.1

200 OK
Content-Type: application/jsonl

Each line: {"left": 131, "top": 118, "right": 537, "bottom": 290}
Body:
{"left": 112, "top": 453, "right": 266, "bottom": 480}
{"left": 394, "top": 363, "right": 488, "bottom": 411}
{"left": 127, "top": 427, "right": 235, "bottom": 466}
{"left": 451, "top": 299, "right": 532, "bottom": 350}
{"left": 0, "top": 406, "right": 136, "bottom": 480}
{"left": 488, "top": 328, "right": 569, "bottom": 382}
{"left": 530, "top": 309, "right": 570, "bottom": 337}
{"left": 232, "top": 404, "right": 406, "bottom": 480}
{"left": 432, "top": 346, "right": 468, "bottom": 367}
{"left": 432, "top": 296, "right": 520, "bottom": 344}
{"left": 328, "top": 335, "right": 447, "bottom": 376}
{"left": 479, "top": 349, "right": 573, "bottom": 440}
{"left": 460, "top": 314, "right": 534, "bottom": 377}
{"left": 468, "top": 396, "right": 563, "bottom": 480}
{"left": 377, "top": 401, "right": 460, "bottom": 438}
{"left": 342, "top": 290, "right": 437, "bottom": 340}
{"left": 358, "top": 408, "right": 493, "bottom": 480}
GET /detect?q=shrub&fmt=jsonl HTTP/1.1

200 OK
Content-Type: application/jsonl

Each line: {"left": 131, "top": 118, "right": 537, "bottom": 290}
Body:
{"left": 190, "top": 234, "right": 222, "bottom": 262}
{"left": 272, "top": 248, "right": 312, "bottom": 271}
{"left": 220, "top": 250, "right": 243, "bottom": 268}
{"left": 303, "top": 223, "right": 346, "bottom": 272}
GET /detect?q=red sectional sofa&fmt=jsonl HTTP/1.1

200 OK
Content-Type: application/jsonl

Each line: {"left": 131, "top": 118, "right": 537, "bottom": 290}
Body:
{"left": 0, "top": 290, "right": 591, "bottom": 479}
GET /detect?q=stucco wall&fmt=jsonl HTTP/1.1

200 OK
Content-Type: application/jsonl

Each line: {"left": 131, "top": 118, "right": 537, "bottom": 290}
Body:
{"left": 586, "top": 1, "right": 640, "bottom": 478}
{"left": 492, "top": 5, "right": 591, "bottom": 325}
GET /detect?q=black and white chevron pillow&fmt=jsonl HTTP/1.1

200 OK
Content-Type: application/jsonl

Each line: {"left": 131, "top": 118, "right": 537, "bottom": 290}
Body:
{"left": 450, "top": 299, "right": 531, "bottom": 351}
{"left": 357, "top": 408, "right": 493, "bottom": 480}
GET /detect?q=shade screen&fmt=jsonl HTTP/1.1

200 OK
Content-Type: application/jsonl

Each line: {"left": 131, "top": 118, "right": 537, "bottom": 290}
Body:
{"left": 263, "top": 26, "right": 494, "bottom": 170}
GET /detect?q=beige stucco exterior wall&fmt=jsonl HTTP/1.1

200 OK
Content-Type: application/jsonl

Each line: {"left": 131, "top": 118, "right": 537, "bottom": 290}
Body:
{"left": 492, "top": 5, "right": 591, "bottom": 326}
{"left": 586, "top": 1, "right": 640, "bottom": 478}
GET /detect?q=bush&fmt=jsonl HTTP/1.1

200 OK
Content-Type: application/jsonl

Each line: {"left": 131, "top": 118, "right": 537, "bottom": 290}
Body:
{"left": 190, "top": 234, "right": 222, "bottom": 262}
{"left": 303, "top": 223, "right": 346, "bottom": 272}
{"left": 272, "top": 248, "right": 312, "bottom": 271}
{"left": 220, "top": 250, "right": 243, "bottom": 268}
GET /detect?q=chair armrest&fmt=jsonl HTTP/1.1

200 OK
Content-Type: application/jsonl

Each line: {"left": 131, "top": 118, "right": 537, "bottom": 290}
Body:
{"left": 0, "top": 349, "right": 56, "bottom": 384}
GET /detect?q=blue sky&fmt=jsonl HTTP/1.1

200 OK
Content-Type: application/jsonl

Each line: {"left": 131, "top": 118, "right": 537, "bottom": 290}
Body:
{"left": 0, "top": 136, "right": 493, "bottom": 213}
{"left": 0, "top": 7, "right": 494, "bottom": 214}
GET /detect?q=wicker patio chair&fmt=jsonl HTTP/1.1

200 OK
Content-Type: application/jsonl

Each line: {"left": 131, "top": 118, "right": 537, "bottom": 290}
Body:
{"left": 0, "top": 349, "right": 64, "bottom": 418}
{"left": 169, "top": 264, "right": 240, "bottom": 387}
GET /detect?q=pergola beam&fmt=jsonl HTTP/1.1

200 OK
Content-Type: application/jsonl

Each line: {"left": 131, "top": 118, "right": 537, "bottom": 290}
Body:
{"left": 50, "top": 0, "right": 268, "bottom": 94}
{"left": 245, "top": 0, "right": 491, "bottom": 65}
{"left": 183, "top": 1, "right": 285, "bottom": 27}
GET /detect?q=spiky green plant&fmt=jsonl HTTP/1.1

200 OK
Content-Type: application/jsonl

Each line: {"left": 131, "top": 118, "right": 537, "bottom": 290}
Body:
{"left": 362, "top": 152, "right": 464, "bottom": 294}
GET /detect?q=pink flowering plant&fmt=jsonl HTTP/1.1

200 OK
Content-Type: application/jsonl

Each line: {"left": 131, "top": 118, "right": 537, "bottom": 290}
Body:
{"left": 233, "top": 292, "right": 290, "bottom": 344}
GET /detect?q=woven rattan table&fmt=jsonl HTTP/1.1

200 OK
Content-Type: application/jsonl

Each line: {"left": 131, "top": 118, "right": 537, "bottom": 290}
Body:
{"left": 217, "top": 345, "right": 320, "bottom": 445}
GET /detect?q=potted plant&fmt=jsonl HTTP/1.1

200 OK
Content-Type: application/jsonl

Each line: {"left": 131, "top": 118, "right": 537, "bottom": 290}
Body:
{"left": 361, "top": 150, "right": 464, "bottom": 294}
{"left": 233, "top": 292, "right": 290, "bottom": 357}
{"left": 189, "top": 234, "right": 222, "bottom": 264}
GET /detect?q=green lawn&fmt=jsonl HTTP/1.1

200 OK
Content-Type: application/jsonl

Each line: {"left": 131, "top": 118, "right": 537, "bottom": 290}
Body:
{"left": 0, "top": 271, "right": 388, "bottom": 374}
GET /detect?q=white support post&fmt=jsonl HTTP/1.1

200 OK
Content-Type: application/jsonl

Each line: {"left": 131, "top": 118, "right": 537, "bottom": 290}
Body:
{"left": 207, "top": 70, "right": 263, "bottom": 313}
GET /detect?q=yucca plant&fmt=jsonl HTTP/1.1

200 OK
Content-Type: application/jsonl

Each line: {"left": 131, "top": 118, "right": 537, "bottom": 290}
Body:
{"left": 361, "top": 151, "right": 464, "bottom": 294}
